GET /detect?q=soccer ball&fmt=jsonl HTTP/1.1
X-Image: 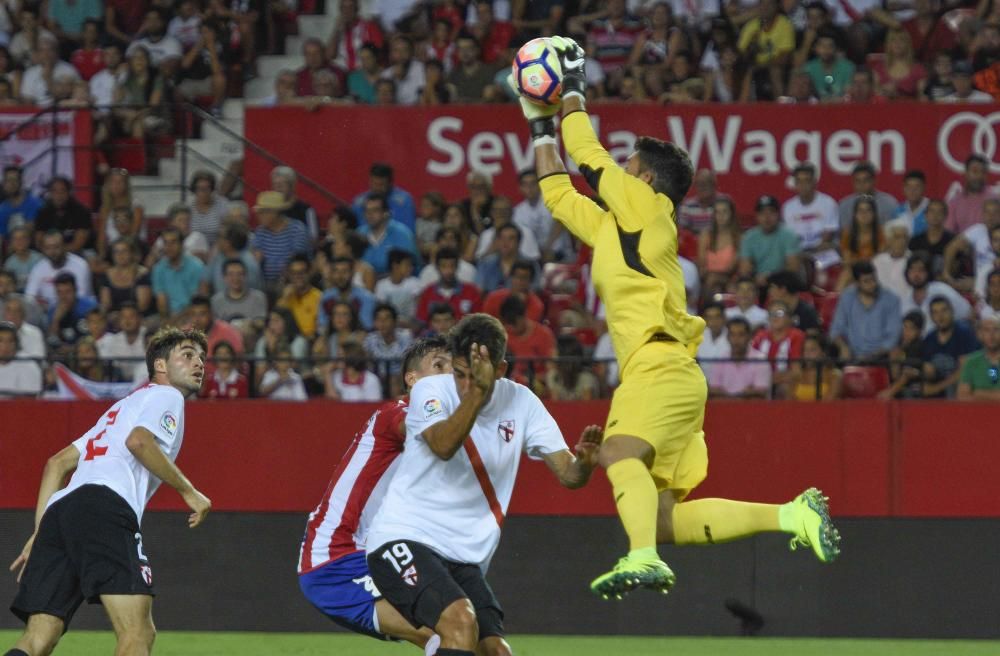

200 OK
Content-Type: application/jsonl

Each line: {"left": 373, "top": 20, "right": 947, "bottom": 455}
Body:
{"left": 511, "top": 38, "right": 563, "bottom": 106}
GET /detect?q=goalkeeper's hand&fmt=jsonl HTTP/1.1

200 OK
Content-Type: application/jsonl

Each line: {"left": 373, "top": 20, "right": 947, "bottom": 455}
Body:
{"left": 507, "top": 73, "right": 558, "bottom": 144}
{"left": 550, "top": 35, "right": 586, "bottom": 101}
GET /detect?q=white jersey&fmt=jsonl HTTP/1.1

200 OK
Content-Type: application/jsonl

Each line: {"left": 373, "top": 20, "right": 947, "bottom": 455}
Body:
{"left": 782, "top": 192, "right": 839, "bottom": 250}
{"left": 367, "top": 374, "right": 568, "bottom": 568}
{"left": 47, "top": 384, "right": 186, "bottom": 523}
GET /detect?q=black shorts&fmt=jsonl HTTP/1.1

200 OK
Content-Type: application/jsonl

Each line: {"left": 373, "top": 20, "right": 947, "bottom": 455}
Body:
{"left": 11, "top": 484, "right": 155, "bottom": 627}
{"left": 367, "top": 540, "right": 504, "bottom": 640}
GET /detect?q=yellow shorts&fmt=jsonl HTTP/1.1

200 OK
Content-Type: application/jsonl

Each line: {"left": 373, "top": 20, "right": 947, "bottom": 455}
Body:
{"left": 605, "top": 340, "right": 709, "bottom": 498}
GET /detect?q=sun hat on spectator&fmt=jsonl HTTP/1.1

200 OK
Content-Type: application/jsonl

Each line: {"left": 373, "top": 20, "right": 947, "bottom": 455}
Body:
{"left": 253, "top": 191, "right": 291, "bottom": 212}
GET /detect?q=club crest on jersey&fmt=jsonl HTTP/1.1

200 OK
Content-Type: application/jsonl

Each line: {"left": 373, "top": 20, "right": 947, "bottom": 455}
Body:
{"left": 402, "top": 564, "right": 418, "bottom": 586}
{"left": 159, "top": 411, "right": 177, "bottom": 436}
{"left": 423, "top": 398, "right": 443, "bottom": 419}
{"left": 140, "top": 565, "right": 153, "bottom": 586}
{"left": 498, "top": 420, "right": 515, "bottom": 443}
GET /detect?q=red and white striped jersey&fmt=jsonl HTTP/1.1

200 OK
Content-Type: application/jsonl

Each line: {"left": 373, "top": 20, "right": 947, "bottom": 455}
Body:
{"left": 297, "top": 398, "right": 408, "bottom": 574}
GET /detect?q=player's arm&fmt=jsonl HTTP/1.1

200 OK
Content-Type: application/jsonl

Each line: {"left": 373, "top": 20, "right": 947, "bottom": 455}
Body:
{"left": 125, "top": 427, "right": 211, "bottom": 527}
{"left": 421, "top": 344, "right": 495, "bottom": 460}
{"left": 9, "top": 444, "right": 80, "bottom": 581}
{"left": 541, "top": 424, "right": 601, "bottom": 489}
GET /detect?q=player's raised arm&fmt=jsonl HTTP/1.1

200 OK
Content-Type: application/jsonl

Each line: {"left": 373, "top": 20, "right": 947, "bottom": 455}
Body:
{"left": 125, "top": 427, "right": 211, "bottom": 527}
{"left": 541, "top": 424, "right": 602, "bottom": 489}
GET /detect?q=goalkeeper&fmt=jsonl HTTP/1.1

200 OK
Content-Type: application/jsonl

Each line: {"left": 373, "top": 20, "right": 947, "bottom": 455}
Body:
{"left": 513, "top": 37, "right": 841, "bottom": 600}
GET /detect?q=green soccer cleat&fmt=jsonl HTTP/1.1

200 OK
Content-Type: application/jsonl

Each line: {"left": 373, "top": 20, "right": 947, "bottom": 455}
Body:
{"left": 590, "top": 552, "right": 676, "bottom": 600}
{"left": 787, "top": 487, "right": 842, "bottom": 563}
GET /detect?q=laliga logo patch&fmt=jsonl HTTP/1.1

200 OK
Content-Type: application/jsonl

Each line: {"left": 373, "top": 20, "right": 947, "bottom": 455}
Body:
{"left": 423, "top": 398, "right": 443, "bottom": 419}
{"left": 140, "top": 565, "right": 153, "bottom": 586}
{"left": 402, "top": 564, "right": 418, "bottom": 587}
{"left": 160, "top": 412, "right": 177, "bottom": 436}
{"left": 498, "top": 420, "right": 515, "bottom": 443}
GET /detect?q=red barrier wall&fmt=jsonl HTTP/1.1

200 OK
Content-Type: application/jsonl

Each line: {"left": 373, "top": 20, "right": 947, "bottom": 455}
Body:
{"left": 3, "top": 400, "right": 998, "bottom": 517}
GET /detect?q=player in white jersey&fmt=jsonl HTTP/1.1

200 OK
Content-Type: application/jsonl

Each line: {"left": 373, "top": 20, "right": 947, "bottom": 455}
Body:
{"left": 7, "top": 327, "right": 210, "bottom": 656}
{"left": 367, "top": 314, "right": 602, "bottom": 656}
{"left": 298, "top": 335, "right": 451, "bottom": 652}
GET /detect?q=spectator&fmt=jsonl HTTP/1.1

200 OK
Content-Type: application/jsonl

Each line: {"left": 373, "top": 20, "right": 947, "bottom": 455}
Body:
{"left": 416, "top": 248, "right": 481, "bottom": 324}
{"left": 588, "top": 0, "right": 644, "bottom": 81}
{"left": 908, "top": 198, "right": 954, "bottom": 275}
{"left": 97, "top": 237, "right": 153, "bottom": 319}
{"left": 324, "top": 340, "right": 382, "bottom": 402}
{"left": 873, "top": 219, "right": 913, "bottom": 301}
{"left": 10, "top": 8, "right": 56, "bottom": 69}
{"left": 351, "top": 163, "right": 416, "bottom": 234}
{"left": 921, "top": 296, "right": 980, "bottom": 398}
{"left": 838, "top": 196, "right": 884, "bottom": 288}
{"left": 67, "top": 336, "right": 106, "bottom": 381}
{"left": 626, "top": 2, "right": 683, "bottom": 71}
{"left": 89, "top": 44, "right": 125, "bottom": 128}
{"left": 256, "top": 307, "right": 309, "bottom": 363}
{"left": 112, "top": 45, "right": 169, "bottom": 140}
{"left": 96, "top": 169, "right": 145, "bottom": 262}
{"left": 842, "top": 66, "right": 884, "bottom": 104}
{"left": 879, "top": 310, "right": 926, "bottom": 400}
{"left": 738, "top": 194, "right": 802, "bottom": 287}
{"left": 871, "top": 0, "right": 956, "bottom": 64}
{"left": 271, "top": 166, "right": 318, "bottom": 242}
{"left": 0, "top": 320, "right": 41, "bottom": 397}
{"left": 419, "top": 227, "right": 478, "bottom": 288}
{"left": 3, "top": 296, "right": 46, "bottom": 360}
{"left": 513, "top": 168, "right": 571, "bottom": 262}
{"left": 697, "top": 198, "right": 741, "bottom": 295}
{"left": 347, "top": 43, "right": 384, "bottom": 103}
{"left": 152, "top": 226, "right": 205, "bottom": 318}
{"left": 188, "top": 171, "right": 229, "bottom": 244}
{"left": 357, "top": 192, "right": 419, "bottom": 277}
{"left": 957, "top": 316, "right": 1000, "bottom": 400}
{"left": 978, "top": 269, "right": 1000, "bottom": 321}
{"left": 476, "top": 195, "right": 540, "bottom": 261}
{"left": 893, "top": 170, "right": 929, "bottom": 237}
{"left": 829, "top": 261, "right": 901, "bottom": 362}
{"left": 870, "top": 29, "right": 926, "bottom": 100}
{"left": 939, "top": 60, "right": 992, "bottom": 104}
{"left": 425, "top": 18, "right": 457, "bottom": 74}
{"left": 128, "top": 8, "right": 183, "bottom": 69}
{"left": 470, "top": 0, "right": 514, "bottom": 64}
{"left": 32, "top": 178, "right": 91, "bottom": 254}
{"left": 374, "top": 249, "right": 422, "bottom": 327}
{"left": 500, "top": 294, "right": 555, "bottom": 393}
{"left": 277, "top": 254, "right": 322, "bottom": 340}
{"left": 189, "top": 295, "right": 244, "bottom": 366}
{"left": 95, "top": 301, "right": 147, "bottom": 382}
{"left": 944, "top": 199, "right": 1000, "bottom": 292}
{"left": 838, "top": 161, "right": 898, "bottom": 230}
{"left": 725, "top": 276, "right": 769, "bottom": 331}
{"left": 947, "top": 154, "right": 998, "bottom": 235}
{"left": 47, "top": 272, "right": 98, "bottom": 349}
{"left": 25, "top": 230, "right": 93, "bottom": 307}
{"left": 259, "top": 341, "right": 309, "bottom": 401}
{"left": 782, "top": 162, "right": 839, "bottom": 253}
{"left": 201, "top": 222, "right": 263, "bottom": 295}
{"left": 212, "top": 259, "right": 268, "bottom": 327}
{"left": 3, "top": 227, "right": 43, "bottom": 292}
{"left": 447, "top": 34, "right": 494, "bottom": 103}
{"left": 546, "top": 334, "right": 599, "bottom": 401}
{"left": 319, "top": 256, "right": 377, "bottom": 331}
{"left": 415, "top": 192, "right": 445, "bottom": 259}
{"left": 86, "top": 307, "right": 108, "bottom": 343}
{"left": 476, "top": 224, "right": 536, "bottom": 293}
{"left": 200, "top": 340, "right": 248, "bottom": 399}
{"left": 802, "top": 29, "right": 854, "bottom": 101}
{"left": 482, "top": 260, "right": 544, "bottom": 323}
{"left": 159, "top": 205, "right": 211, "bottom": 265}
{"left": 790, "top": 333, "right": 842, "bottom": 401}
{"left": 707, "top": 316, "right": 771, "bottom": 399}
{"left": 923, "top": 51, "right": 955, "bottom": 101}
{"left": 20, "top": 38, "right": 79, "bottom": 106}
{"left": 328, "top": 0, "right": 384, "bottom": 71}
{"left": 679, "top": 169, "right": 729, "bottom": 234}
{"left": 752, "top": 299, "right": 805, "bottom": 393}
{"left": 737, "top": 0, "right": 794, "bottom": 100}
{"left": 168, "top": 0, "right": 203, "bottom": 50}
{"left": 177, "top": 20, "right": 226, "bottom": 115}
{"left": 374, "top": 77, "right": 397, "bottom": 105}
{"left": 697, "top": 301, "right": 730, "bottom": 380}
{"left": 461, "top": 169, "right": 494, "bottom": 235}
{"left": 0, "top": 166, "right": 43, "bottom": 243}
{"left": 767, "top": 271, "right": 820, "bottom": 332}
{"left": 381, "top": 34, "right": 425, "bottom": 105}
{"left": 900, "top": 252, "right": 972, "bottom": 334}
{"left": 294, "top": 37, "right": 338, "bottom": 97}
{"left": 425, "top": 302, "right": 456, "bottom": 337}
{"left": 364, "top": 303, "right": 413, "bottom": 397}
{"left": 252, "top": 191, "right": 310, "bottom": 290}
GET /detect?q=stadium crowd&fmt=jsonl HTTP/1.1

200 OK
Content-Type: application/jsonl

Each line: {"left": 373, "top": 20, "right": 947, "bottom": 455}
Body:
{"left": 1, "top": 0, "right": 1000, "bottom": 402}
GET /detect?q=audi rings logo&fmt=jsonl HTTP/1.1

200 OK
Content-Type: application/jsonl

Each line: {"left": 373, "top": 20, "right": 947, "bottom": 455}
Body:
{"left": 937, "top": 111, "right": 1000, "bottom": 174}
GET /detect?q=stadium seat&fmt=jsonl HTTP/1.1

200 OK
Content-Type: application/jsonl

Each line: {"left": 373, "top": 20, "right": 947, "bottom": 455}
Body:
{"left": 841, "top": 365, "right": 890, "bottom": 398}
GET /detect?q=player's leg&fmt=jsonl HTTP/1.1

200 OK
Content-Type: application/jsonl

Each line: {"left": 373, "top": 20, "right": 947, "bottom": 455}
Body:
{"left": 101, "top": 595, "right": 155, "bottom": 656}
{"left": 448, "top": 563, "right": 508, "bottom": 656}
{"left": 477, "top": 636, "right": 513, "bottom": 656}
{"left": 373, "top": 599, "right": 436, "bottom": 646}
{"left": 7, "top": 613, "right": 64, "bottom": 656}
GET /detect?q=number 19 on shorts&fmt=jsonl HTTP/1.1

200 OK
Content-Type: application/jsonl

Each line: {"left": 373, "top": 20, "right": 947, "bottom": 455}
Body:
{"left": 381, "top": 543, "right": 419, "bottom": 587}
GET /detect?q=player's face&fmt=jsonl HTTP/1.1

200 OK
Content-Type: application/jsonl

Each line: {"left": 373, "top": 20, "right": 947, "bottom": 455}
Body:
{"left": 411, "top": 349, "right": 452, "bottom": 383}
{"left": 164, "top": 341, "right": 205, "bottom": 395}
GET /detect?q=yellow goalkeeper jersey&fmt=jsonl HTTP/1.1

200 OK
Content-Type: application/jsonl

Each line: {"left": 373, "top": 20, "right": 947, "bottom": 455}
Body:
{"left": 540, "top": 110, "right": 705, "bottom": 370}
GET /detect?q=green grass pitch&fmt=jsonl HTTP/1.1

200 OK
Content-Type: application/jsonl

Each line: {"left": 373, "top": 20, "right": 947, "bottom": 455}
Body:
{"left": 2, "top": 631, "right": 998, "bottom": 655}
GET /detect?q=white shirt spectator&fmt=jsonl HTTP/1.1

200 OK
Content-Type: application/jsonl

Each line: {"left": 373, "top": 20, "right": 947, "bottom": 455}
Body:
{"left": 330, "top": 369, "right": 383, "bottom": 402}
{"left": 594, "top": 332, "right": 618, "bottom": 389}
{"left": 900, "top": 281, "right": 973, "bottom": 334}
{"left": 9, "top": 29, "right": 56, "bottom": 67}
{"left": 127, "top": 36, "right": 183, "bottom": 66}
{"left": 418, "top": 260, "right": 478, "bottom": 288}
{"left": 0, "top": 358, "right": 42, "bottom": 398}
{"left": 706, "top": 347, "right": 771, "bottom": 397}
{"left": 513, "top": 197, "right": 572, "bottom": 259}
{"left": 167, "top": 15, "right": 201, "bottom": 50}
{"left": 25, "top": 252, "right": 94, "bottom": 307}
{"left": 680, "top": 256, "right": 700, "bottom": 315}
{"left": 260, "top": 369, "right": 308, "bottom": 401}
{"left": 475, "top": 225, "right": 541, "bottom": 261}
{"left": 20, "top": 61, "right": 80, "bottom": 105}
{"left": 89, "top": 67, "right": 125, "bottom": 114}
{"left": 375, "top": 275, "right": 423, "bottom": 323}
{"left": 961, "top": 223, "right": 998, "bottom": 274}
{"left": 380, "top": 59, "right": 425, "bottom": 105}
{"left": 16, "top": 322, "right": 45, "bottom": 359}
{"left": 97, "top": 328, "right": 149, "bottom": 382}
{"left": 781, "top": 191, "right": 839, "bottom": 251}
{"left": 726, "top": 304, "right": 769, "bottom": 331}
{"left": 872, "top": 250, "right": 912, "bottom": 302}
{"left": 151, "top": 230, "right": 209, "bottom": 262}
{"left": 697, "top": 327, "right": 730, "bottom": 379}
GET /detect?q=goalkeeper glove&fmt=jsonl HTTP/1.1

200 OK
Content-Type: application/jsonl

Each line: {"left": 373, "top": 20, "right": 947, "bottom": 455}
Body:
{"left": 507, "top": 73, "right": 559, "bottom": 145}
{"left": 550, "top": 35, "right": 586, "bottom": 102}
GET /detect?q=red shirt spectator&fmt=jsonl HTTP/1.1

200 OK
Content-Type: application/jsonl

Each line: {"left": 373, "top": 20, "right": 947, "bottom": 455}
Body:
{"left": 500, "top": 294, "right": 555, "bottom": 387}
{"left": 201, "top": 368, "right": 249, "bottom": 399}
{"left": 71, "top": 47, "right": 104, "bottom": 81}
{"left": 416, "top": 249, "right": 482, "bottom": 324}
{"left": 106, "top": 0, "right": 148, "bottom": 42}
{"left": 329, "top": 0, "right": 384, "bottom": 71}
{"left": 296, "top": 37, "right": 345, "bottom": 96}
{"left": 472, "top": 1, "right": 514, "bottom": 65}
{"left": 752, "top": 301, "right": 805, "bottom": 389}
{"left": 588, "top": 3, "right": 644, "bottom": 74}
{"left": 432, "top": 1, "right": 464, "bottom": 38}
{"left": 482, "top": 260, "right": 545, "bottom": 322}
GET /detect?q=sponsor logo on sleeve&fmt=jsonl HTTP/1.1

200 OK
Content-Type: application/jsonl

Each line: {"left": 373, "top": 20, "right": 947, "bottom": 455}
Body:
{"left": 423, "top": 398, "right": 443, "bottom": 419}
{"left": 160, "top": 412, "right": 177, "bottom": 436}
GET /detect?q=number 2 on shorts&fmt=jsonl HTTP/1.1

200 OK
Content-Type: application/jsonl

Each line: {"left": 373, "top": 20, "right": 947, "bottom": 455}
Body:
{"left": 380, "top": 542, "right": 414, "bottom": 573}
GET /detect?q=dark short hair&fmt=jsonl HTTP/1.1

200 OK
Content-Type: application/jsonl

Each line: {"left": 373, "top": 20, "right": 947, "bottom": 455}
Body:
{"left": 929, "top": 295, "right": 953, "bottom": 311}
{"left": 343, "top": 231, "right": 368, "bottom": 260}
{"left": 223, "top": 257, "right": 246, "bottom": 274}
{"left": 634, "top": 136, "right": 693, "bottom": 206}
{"left": 767, "top": 270, "right": 803, "bottom": 293}
{"left": 852, "top": 161, "right": 876, "bottom": 177}
{"left": 702, "top": 300, "right": 725, "bottom": 315}
{"left": 904, "top": 169, "right": 926, "bottom": 183}
{"left": 212, "top": 340, "right": 236, "bottom": 357}
{"left": 119, "top": 300, "right": 139, "bottom": 314}
{"left": 370, "top": 162, "right": 394, "bottom": 180}
{"left": 497, "top": 223, "right": 522, "bottom": 242}
{"left": 221, "top": 223, "right": 249, "bottom": 250}
{"left": 331, "top": 205, "right": 358, "bottom": 231}
{"left": 852, "top": 260, "right": 876, "bottom": 280}
{"left": 966, "top": 154, "right": 989, "bottom": 169}
{"left": 517, "top": 168, "right": 537, "bottom": 181}
{"left": 190, "top": 295, "right": 211, "bottom": 309}
{"left": 3, "top": 165, "right": 22, "bottom": 177}
{"left": 401, "top": 334, "right": 448, "bottom": 377}
{"left": 54, "top": 272, "right": 76, "bottom": 287}
{"left": 499, "top": 295, "right": 526, "bottom": 324}
{"left": 429, "top": 302, "right": 455, "bottom": 318}
{"left": 905, "top": 252, "right": 933, "bottom": 277}
{"left": 374, "top": 302, "right": 397, "bottom": 322}
{"left": 365, "top": 192, "right": 389, "bottom": 212}
{"left": 989, "top": 268, "right": 1000, "bottom": 287}
{"left": 927, "top": 198, "right": 948, "bottom": 215}
{"left": 340, "top": 340, "right": 369, "bottom": 371}
{"left": 435, "top": 246, "right": 459, "bottom": 265}
{"left": 331, "top": 255, "right": 355, "bottom": 268}
{"left": 388, "top": 248, "right": 414, "bottom": 268}
{"left": 448, "top": 312, "right": 507, "bottom": 367}
{"left": 145, "top": 327, "right": 207, "bottom": 379}
{"left": 902, "top": 310, "right": 925, "bottom": 331}
{"left": 288, "top": 253, "right": 310, "bottom": 270}
{"left": 792, "top": 162, "right": 816, "bottom": 178}
{"left": 510, "top": 260, "right": 535, "bottom": 279}
{"left": 726, "top": 316, "right": 751, "bottom": 333}
{"left": 160, "top": 226, "right": 183, "bottom": 242}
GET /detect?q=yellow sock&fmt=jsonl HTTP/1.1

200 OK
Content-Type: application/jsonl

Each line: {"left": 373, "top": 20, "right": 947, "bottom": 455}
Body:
{"left": 606, "top": 459, "right": 659, "bottom": 552}
{"left": 671, "top": 498, "right": 781, "bottom": 545}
